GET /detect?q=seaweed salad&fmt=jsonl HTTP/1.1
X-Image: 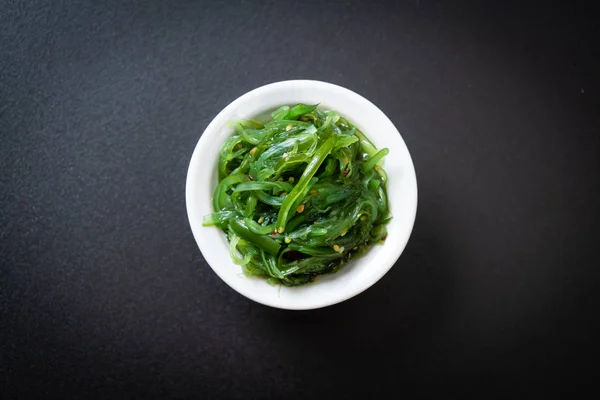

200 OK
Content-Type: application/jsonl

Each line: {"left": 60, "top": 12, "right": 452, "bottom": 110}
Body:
{"left": 203, "top": 104, "right": 391, "bottom": 286}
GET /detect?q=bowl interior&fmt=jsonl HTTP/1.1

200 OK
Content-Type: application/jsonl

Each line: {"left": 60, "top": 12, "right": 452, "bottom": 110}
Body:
{"left": 186, "top": 80, "right": 417, "bottom": 310}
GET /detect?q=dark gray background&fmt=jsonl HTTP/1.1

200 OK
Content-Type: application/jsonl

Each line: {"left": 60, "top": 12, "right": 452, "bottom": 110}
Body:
{"left": 2, "top": 0, "right": 599, "bottom": 397}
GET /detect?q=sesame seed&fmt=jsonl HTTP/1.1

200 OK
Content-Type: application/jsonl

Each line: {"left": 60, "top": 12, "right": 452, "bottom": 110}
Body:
{"left": 250, "top": 147, "right": 257, "bottom": 155}
{"left": 284, "top": 237, "right": 292, "bottom": 244}
{"left": 286, "top": 124, "right": 293, "bottom": 131}
{"left": 333, "top": 244, "right": 340, "bottom": 252}
{"left": 257, "top": 216, "right": 264, "bottom": 224}
{"left": 297, "top": 204, "right": 305, "bottom": 213}
{"left": 277, "top": 227, "right": 284, "bottom": 233}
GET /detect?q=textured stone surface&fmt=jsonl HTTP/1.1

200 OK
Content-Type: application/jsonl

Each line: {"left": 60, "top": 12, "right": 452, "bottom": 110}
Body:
{"left": 1, "top": 0, "right": 599, "bottom": 397}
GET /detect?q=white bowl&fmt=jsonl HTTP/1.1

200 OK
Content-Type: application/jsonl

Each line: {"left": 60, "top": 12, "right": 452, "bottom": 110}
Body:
{"left": 186, "top": 80, "right": 417, "bottom": 310}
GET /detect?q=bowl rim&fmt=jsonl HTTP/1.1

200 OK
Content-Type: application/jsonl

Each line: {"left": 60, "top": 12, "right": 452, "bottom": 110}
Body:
{"left": 186, "top": 79, "right": 418, "bottom": 310}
